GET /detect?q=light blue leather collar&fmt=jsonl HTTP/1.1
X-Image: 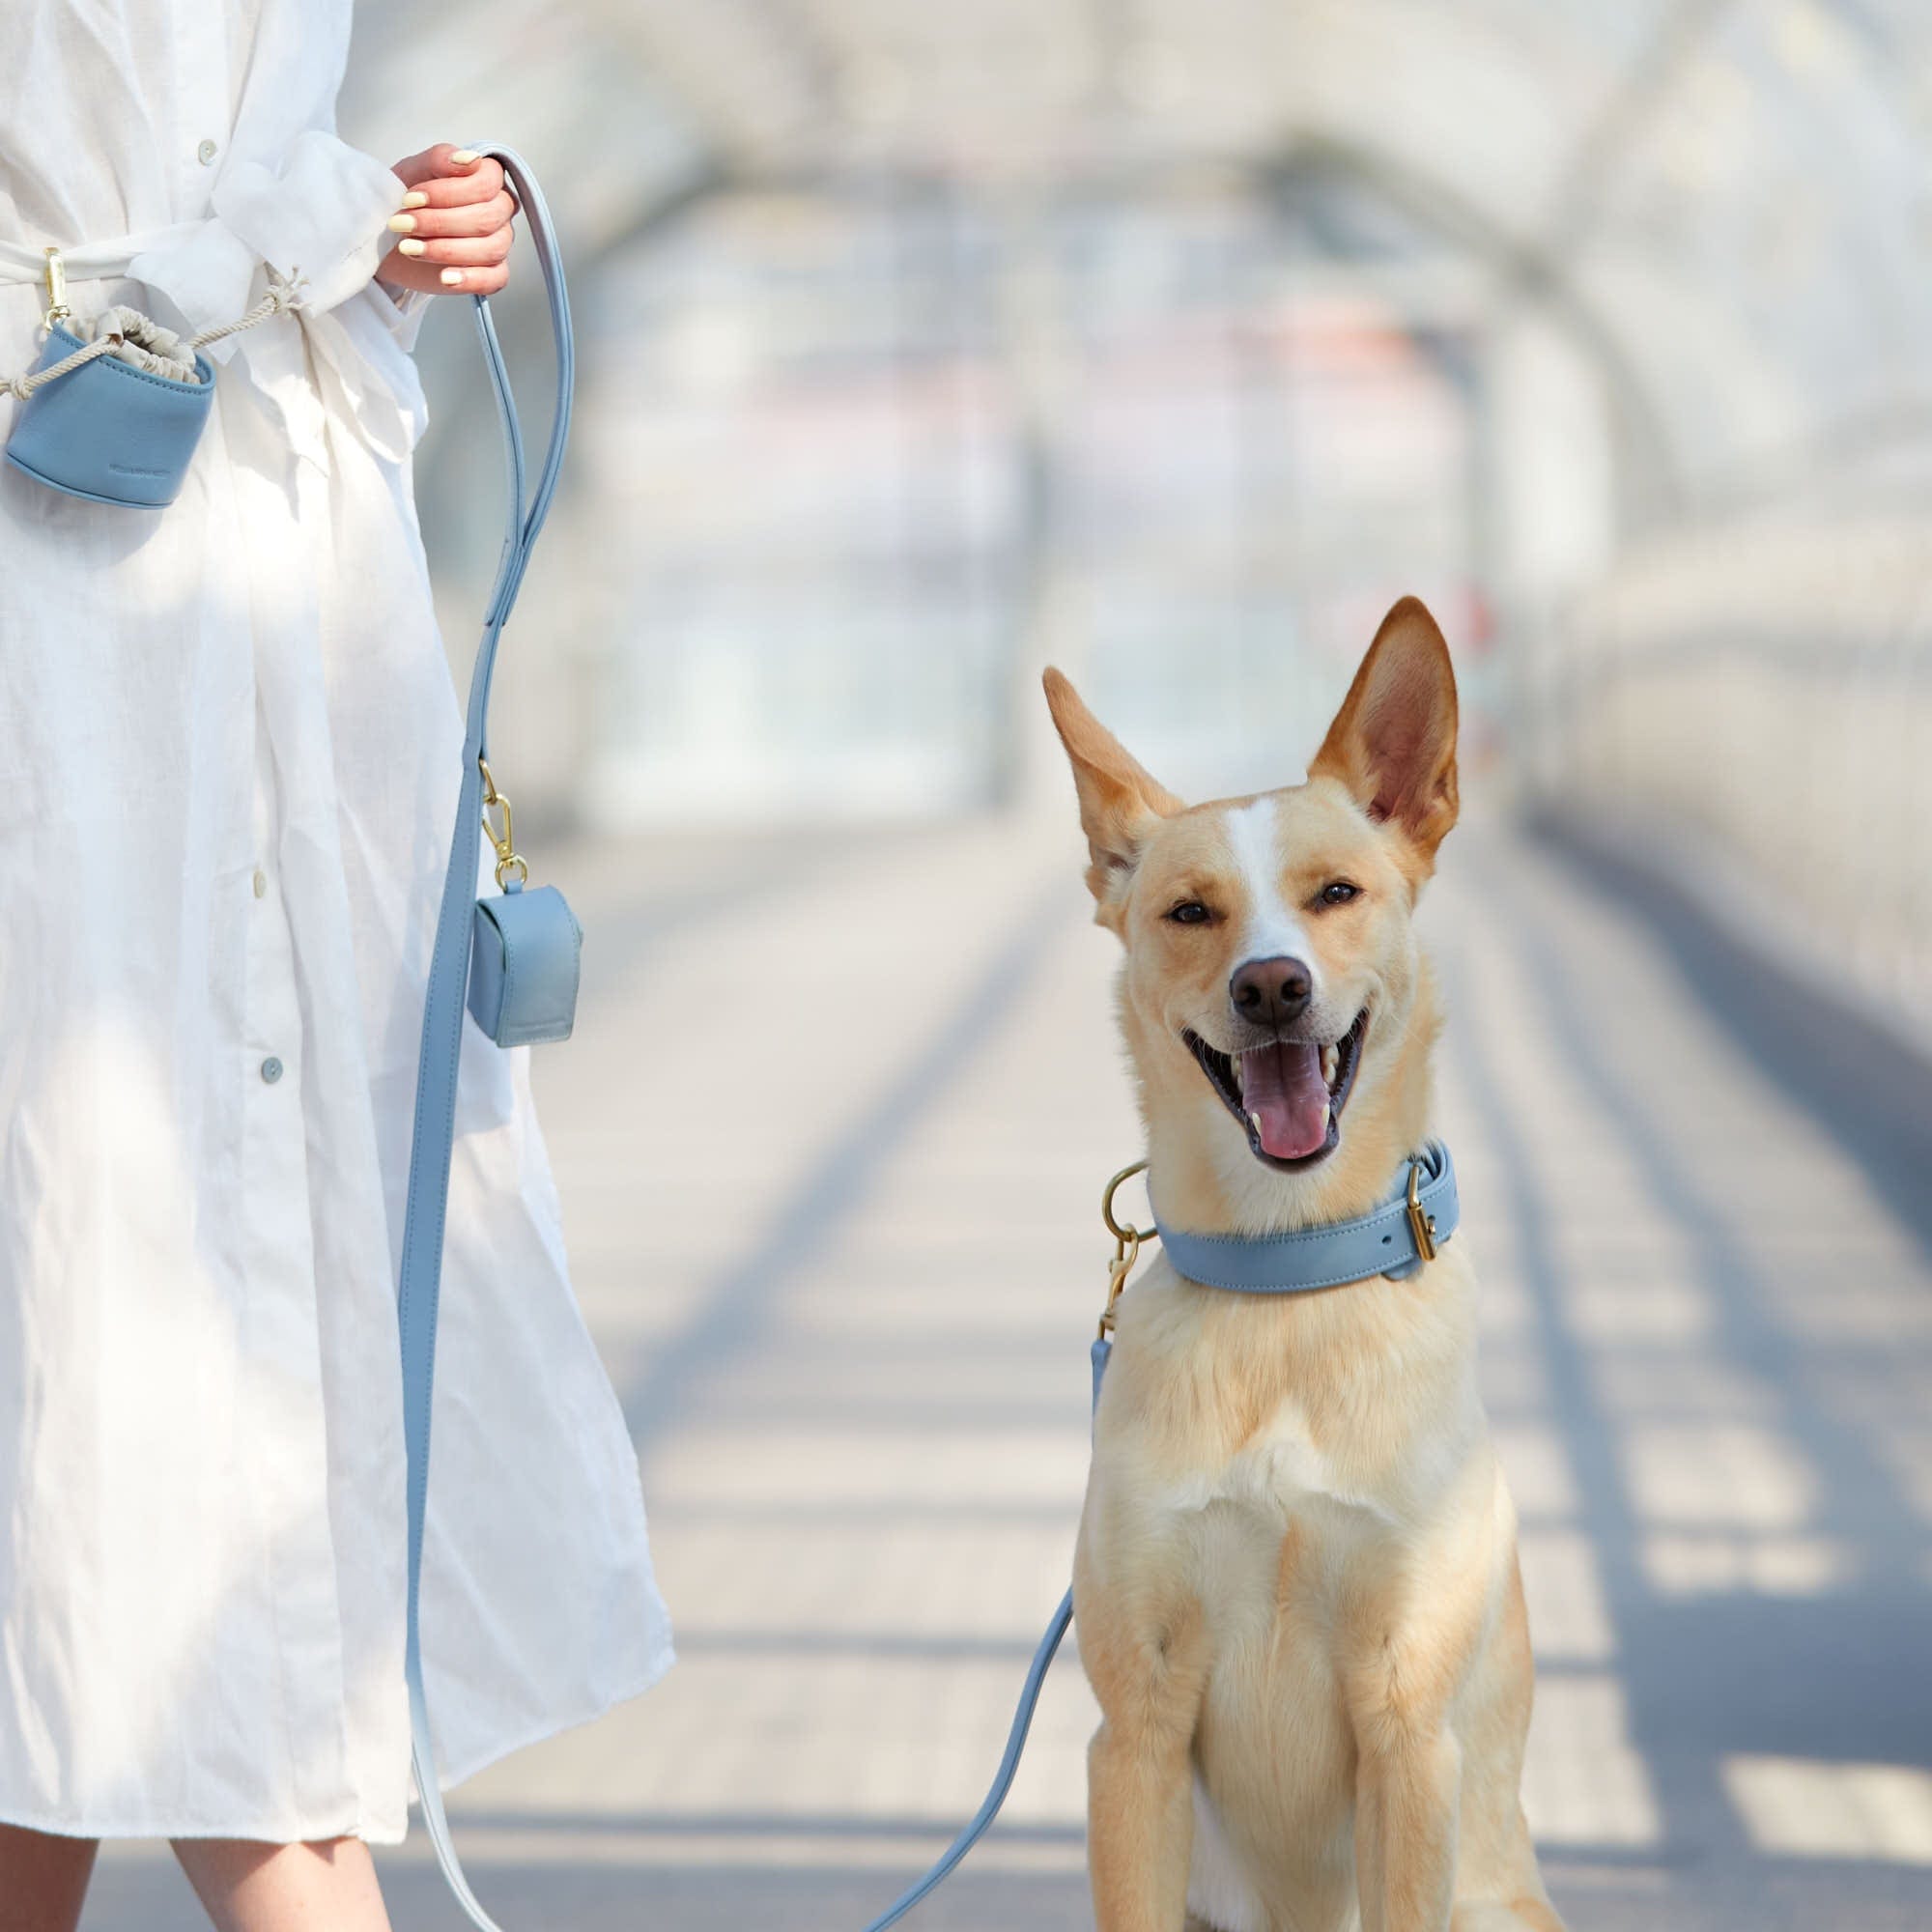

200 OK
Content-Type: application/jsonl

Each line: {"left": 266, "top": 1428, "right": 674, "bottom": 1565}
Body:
{"left": 1153, "top": 1140, "right": 1459, "bottom": 1293}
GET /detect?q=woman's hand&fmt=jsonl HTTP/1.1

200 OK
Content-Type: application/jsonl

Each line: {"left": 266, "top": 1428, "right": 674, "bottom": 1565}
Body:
{"left": 377, "top": 146, "right": 516, "bottom": 297}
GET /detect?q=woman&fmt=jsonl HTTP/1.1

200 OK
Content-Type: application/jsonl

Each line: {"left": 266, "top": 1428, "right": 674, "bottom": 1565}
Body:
{"left": 0, "top": 6, "right": 673, "bottom": 1928}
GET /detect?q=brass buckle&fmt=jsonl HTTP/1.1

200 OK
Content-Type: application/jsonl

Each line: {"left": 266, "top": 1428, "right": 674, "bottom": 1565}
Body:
{"left": 1405, "top": 1159, "right": 1438, "bottom": 1264}
{"left": 1098, "top": 1158, "right": 1155, "bottom": 1338}
{"left": 477, "top": 755, "right": 528, "bottom": 889}
{"left": 43, "top": 246, "right": 71, "bottom": 330}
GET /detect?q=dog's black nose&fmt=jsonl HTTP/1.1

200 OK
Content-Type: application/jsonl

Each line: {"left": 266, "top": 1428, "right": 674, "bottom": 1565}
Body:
{"left": 1231, "top": 955, "right": 1312, "bottom": 1027}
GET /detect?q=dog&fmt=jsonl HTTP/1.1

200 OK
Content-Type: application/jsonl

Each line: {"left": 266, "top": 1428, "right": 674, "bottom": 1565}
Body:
{"left": 1045, "top": 598, "right": 1563, "bottom": 1932}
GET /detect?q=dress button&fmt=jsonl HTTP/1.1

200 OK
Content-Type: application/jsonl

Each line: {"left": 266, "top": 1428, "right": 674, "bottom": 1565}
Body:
{"left": 197, "top": 138, "right": 219, "bottom": 166}
{"left": 260, "top": 1056, "right": 284, "bottom": 1084}
{"left": 252, "top": 868, "right": 268, "bottom": 898}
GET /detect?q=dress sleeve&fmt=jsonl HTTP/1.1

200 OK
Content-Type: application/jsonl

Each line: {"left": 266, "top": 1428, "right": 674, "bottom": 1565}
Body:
{"left": 213, "top": 129, "right": 407, "bottom": 316}
{"left": 374, "top": 281, "right": 437, "bottom": 357}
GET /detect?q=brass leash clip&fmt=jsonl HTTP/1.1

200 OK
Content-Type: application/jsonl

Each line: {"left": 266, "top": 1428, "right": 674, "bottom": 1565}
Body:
{"left": 1098, "top": 1158, "right": 1155, "bottom": 1338}
{"left": 1405, "top": 1158, "right": 1439, "bottom": 1264}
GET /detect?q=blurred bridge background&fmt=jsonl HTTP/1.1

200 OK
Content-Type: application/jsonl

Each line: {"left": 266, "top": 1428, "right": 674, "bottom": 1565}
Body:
{"left": 89, "top": 4, "right": 1932, "bottom": 1926}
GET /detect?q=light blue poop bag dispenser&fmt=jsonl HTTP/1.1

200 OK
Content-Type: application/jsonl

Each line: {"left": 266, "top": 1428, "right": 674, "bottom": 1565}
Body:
{"left": 2, "top": 245, "right": 296, "bottom": 508}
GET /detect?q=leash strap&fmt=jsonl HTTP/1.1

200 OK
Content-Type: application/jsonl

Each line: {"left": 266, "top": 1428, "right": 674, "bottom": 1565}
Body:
{"left": 1153, "top": 1140, "right": 1459, "bottom": 1293}
{"left": 856, "top": 1334, "right": 1112, "bottom": 1932}
{"left": 394, "top": 143, "right": 571, "bottom": 1932}
{"left": 859, "top": 1592, "right": 1075, "bottom": 1931}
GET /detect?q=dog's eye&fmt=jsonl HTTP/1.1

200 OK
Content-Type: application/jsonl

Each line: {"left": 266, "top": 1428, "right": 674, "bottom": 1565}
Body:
{"left": 1166, "top": 899, "right": 1212, "bottom": 925}
{"left": 1319, "top": 881, "right": 1361, "bottom": 907}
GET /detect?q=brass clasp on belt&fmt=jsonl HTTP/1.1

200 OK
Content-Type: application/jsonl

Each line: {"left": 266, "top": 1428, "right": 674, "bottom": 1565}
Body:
{"left": 43, "top": 247, "right": 70, "bottom": 330}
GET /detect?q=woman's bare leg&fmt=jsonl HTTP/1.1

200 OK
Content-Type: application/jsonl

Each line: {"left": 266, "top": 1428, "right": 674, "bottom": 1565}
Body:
{"left": 172, "top": 1836, "right": 392, "bottom": 1932}
{"left": 0, "top": 1825, "right": 98, "bottom": 1932}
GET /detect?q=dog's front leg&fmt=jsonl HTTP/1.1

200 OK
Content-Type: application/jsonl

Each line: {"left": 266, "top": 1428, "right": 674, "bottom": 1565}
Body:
{"left": 1351, "top": 1710, "right": 1463, "bottom": 1932}
{"left": 1081, "top": 1590, "right": 1210, "bottom": 1932}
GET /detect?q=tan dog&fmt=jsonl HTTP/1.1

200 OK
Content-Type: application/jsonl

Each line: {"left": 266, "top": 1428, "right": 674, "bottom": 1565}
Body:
{"left": 1046, "top": 600, "right": 1563, "bottom": 1932}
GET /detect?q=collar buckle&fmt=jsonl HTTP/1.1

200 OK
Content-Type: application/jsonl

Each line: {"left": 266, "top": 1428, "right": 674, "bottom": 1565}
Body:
{"left": 1405, "top": 1158, "right": 1439, "bottom": 1264}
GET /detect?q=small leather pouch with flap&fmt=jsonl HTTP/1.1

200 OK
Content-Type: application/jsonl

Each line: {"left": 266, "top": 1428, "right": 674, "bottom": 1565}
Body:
{"left": 467, "top": 876, "right": 582, "bottom": 1047}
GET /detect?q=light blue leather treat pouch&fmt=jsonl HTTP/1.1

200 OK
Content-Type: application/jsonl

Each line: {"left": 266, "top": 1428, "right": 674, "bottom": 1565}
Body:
{"left": 6, "top": 317, "right": 214, "bottom": 508}
{"left": 3, "top": 254, "right": 300, "bottom": 509}
{"left": 467, "top": 876, "right": 582, "bottom": 1047}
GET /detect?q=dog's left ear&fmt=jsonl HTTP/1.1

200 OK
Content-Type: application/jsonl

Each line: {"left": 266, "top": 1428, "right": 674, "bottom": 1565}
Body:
{"left": 1309, "top": 597, "right": 1460, "bottom": 866}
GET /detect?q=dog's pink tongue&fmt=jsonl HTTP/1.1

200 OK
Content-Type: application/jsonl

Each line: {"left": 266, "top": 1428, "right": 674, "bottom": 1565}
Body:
{"left": 1238, "top": 1042, "right": 1329, "bottom": 1160}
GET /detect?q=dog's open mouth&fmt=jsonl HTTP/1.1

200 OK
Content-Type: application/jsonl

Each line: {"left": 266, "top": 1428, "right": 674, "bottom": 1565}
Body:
{"left": 1184, "top": 1009, "right": 1369, "bottom": 1170}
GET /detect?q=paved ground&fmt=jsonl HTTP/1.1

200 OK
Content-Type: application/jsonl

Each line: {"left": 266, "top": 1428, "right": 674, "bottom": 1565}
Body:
{"left": 88, "top": 811, "right": 1932, "bottom": 1929}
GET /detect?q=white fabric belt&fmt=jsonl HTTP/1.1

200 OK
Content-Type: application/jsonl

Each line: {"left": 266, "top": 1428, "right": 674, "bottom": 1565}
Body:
{"left": 0, "top": 223, "right": 211, "bottom": 291}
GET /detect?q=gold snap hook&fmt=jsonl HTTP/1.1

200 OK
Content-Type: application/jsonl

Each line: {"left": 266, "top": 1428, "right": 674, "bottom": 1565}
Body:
{"left": 1099, "top": 1229, "right": 1140, "bottom": 1338}
{"left": 1101, "top": 1158, "right": 1155, "bottom": 1247}
{"left": 1097, "top": 1158, "right": 1157, "bottom": 1338}
{"left": 1406, "top": 1159, "right": 1438, "bottom": 1263}
{"left": 477, "top": 755, "right": 528, "bottom": 889}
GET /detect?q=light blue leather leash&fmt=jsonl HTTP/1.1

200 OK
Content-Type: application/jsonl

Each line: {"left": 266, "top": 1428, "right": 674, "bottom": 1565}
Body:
{"left": 393, "top": 142, "right": 575, "bottom": 1932}
{"left": 390, "top": 141, "right": 1079, "bottom": 1932}
{"left": 388, "top": 145, "right": 1463, "bottom": 1932}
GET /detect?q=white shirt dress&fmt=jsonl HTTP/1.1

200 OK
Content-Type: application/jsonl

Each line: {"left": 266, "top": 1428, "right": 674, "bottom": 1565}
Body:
{"left": 0, "top": 0, "right": 672, "bottom": 1844}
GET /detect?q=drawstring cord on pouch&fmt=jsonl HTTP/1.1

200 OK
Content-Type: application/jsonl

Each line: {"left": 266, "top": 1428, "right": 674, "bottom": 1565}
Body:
{"left": 2, "top": 251, "right": 305, "bottom": 403}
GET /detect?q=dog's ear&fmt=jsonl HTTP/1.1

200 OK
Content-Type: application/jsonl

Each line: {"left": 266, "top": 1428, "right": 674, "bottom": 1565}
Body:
{"left": 1042, "top": 668, "right": 1181, "bottom": 913}
{"left": 1308, "top": 597, "right": 1460, "bottom": 867}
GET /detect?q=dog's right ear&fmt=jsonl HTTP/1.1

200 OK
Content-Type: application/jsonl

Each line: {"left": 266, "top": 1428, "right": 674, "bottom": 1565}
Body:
{"left": 1043, "top": 668, "right": 1180, "bottom": 915}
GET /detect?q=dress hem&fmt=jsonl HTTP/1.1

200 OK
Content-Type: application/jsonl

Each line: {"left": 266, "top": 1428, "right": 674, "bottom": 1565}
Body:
{"left": 0, "top": 1641, "right": 676, "bottom": 1846}
{"left": 424, "top": 1638, "right": 678, "bottom": 1804}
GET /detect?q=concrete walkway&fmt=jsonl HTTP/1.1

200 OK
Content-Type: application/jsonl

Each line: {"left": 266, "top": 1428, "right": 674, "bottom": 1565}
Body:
{"left": 88, "top": 814, "right": 1932, "bottom": 1930}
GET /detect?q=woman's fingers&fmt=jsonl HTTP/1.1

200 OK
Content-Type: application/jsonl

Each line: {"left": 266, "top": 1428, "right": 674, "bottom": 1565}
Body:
{"left": 391, "top": 144, "right": 499, "bottom": 196}
{"left": 440, "top": 263, "right": 510, "bottom": 295}
{"left": 387, "top": 190, "right": 517, "bottom": 242}
{"left": 379, "top": 146, "right": 519, "bottom": 298}
{"left": 398, "top": 156, "right": 509, "bottom": 211}
{"left": 392, "top": 224, "right": 515, "bottom": 270}
{"left": 378, "top": 257, "right": 511, "bottom": 297}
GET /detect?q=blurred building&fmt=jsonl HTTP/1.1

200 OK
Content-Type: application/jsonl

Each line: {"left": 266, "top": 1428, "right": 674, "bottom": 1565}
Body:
{"left": 342, "top": 0, "right": 1931, "bottom": 1045}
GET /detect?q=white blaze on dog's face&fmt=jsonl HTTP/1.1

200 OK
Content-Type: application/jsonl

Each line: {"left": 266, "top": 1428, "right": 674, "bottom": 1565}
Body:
{"left": 1045, "top": 598, "right": 1460, "bottom": 1180}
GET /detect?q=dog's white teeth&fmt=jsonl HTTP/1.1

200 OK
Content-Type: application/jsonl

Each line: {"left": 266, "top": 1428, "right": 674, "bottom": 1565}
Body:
{"left": 1319, "top": 1098, "right": 1332, "bottom": 1133}
{"left": 1321, "top": 1043, "right": 1339, "bottom": 1087}
{"left": 1246, "top": 1110, "right": 1264, "bottom": 1140}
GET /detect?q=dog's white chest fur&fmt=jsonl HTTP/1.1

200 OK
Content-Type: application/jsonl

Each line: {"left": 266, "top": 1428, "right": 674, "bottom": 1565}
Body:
{"left": 1188, "top": 1773, "right": 1281, "bottom": 1932}
{"left": 1155, "top": 1406, "right": 1393, "bottom": 1528}
{"left": 1122, "top": 1399, "right": 1393, "bottom": 1932}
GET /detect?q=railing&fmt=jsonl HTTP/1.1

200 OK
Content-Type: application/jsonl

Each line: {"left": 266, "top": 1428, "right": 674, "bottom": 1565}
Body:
{"left": 1524, "top": 499, "right": 1932, "bottom": 1052}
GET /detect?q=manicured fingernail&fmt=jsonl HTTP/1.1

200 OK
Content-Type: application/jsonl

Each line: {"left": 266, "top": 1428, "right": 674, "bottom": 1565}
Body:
{"left": 387, "top": 213, "right": 417, "bottom": 234}
{"left": 450, "top": 150, "right": 480, "bottom": 166}
{"left": 440, "top": 268, "right": 465, "bottom": 287}
{"left": 401, "top": 190, "right": 429, "bottom": 209}
{"left": 397, "top": 238, "right": 426, "bottom": 257}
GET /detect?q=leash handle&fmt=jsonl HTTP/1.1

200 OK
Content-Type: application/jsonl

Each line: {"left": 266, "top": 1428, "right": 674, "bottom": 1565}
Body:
{"left": 394, "top": 142, "right": 569, "bottom": 1932}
